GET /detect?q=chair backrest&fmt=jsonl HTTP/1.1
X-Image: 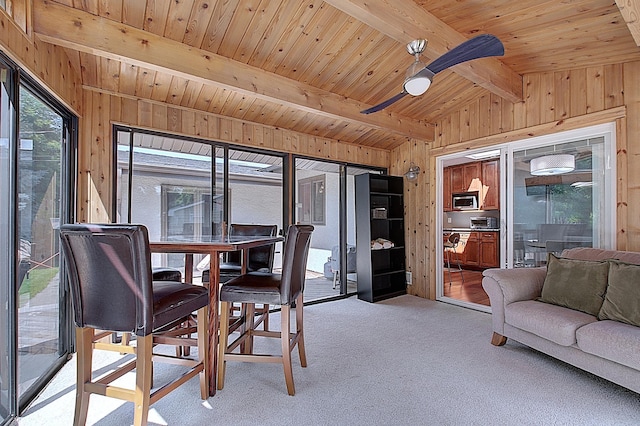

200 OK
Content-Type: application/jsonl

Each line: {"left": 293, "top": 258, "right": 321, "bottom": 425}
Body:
{"left": 60, "top": 223, "right": 154, "bottom": 336}
{"left": 279, "top": 224, "right": 314, "bottom": 304}
{"left": 448, "top": 233, "right": 460, "bottom": 246}
{"left": 227, "top": 224, "right": 278, "bottom": 272}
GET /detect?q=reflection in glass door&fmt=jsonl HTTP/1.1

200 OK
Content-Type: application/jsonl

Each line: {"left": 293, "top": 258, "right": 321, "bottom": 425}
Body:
{"left": 16, "top": 83, "right": 71, "bottom": 405}
{"left": 509, "top": 125, "right": 616, "bottom": 268}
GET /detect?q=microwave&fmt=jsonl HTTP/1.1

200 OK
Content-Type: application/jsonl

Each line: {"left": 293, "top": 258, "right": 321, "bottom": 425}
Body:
{"left": 470, "top": 216, "right": 499, "bottom": 229}
{"left": 452, "top": 192, "right": 478, "bottom": 210}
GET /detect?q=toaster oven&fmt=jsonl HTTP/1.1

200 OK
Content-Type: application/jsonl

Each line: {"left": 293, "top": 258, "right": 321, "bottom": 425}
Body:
{"left": 470, "top": 216, "right": 499, "bottom": 229}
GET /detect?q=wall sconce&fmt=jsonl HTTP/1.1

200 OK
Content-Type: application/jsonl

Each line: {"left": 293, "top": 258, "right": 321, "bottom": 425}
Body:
{"left": 530, "top": 154, "right": 575, "bottom": 176}
{"left": 404, "top": 163, "right": 421, "bottom": 181}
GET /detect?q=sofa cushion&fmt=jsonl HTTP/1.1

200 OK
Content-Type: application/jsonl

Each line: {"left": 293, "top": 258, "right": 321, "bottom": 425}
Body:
{"left": 597, "top": 260, "right": 640, "bottom": 327}
{"left": 505, "top": 300, "right": 597, "bottom": 346}
{"left": 538, "top": 254, "right": 609, "bottom": 316}
{"left": 576, "top": 320, "right": 640, "bottom": 370}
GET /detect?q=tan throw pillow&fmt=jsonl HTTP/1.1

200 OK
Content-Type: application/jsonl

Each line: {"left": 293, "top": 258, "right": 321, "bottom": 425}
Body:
{"left": 598, "top": 260, "right": 640, "bottom": 327}
{"left": 538, "top": 253, "right": 609, "bottom": 316}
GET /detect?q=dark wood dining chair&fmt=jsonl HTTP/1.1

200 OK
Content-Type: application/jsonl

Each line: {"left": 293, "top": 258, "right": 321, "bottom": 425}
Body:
{"left": 99, "top": 267, "right": 184, "bottom": 351}
{"left": 217, "top": 224, "right": 313, "bottom": 396}
{"left": 202, "top": 223, "right": 278, "bottom": 330}
{"left": 60, "top": 223, "right": 209, "bottom": 426}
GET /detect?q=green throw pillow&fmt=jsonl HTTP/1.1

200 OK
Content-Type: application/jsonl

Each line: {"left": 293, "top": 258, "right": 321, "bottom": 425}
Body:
{"left": 598, "top": 260, "right": 640, "bottom": 327}
{"left": 538, "top": 253, "right": 609, "bottom": 316}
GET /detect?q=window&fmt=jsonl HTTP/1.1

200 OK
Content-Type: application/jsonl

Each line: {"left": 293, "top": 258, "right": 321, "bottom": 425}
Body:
{"left": 298, "top": 175, "right": 326, "bottom": 225}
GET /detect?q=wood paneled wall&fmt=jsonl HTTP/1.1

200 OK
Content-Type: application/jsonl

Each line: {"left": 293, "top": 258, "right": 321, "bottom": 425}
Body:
{"left": 392, "top": 61, "right": 640, "bottom": 300}
{"left": 78, "top": 90, "right": 391, "bottom": 222}
{"left": 0, "top": 8, "right": 81, "bottom": 114}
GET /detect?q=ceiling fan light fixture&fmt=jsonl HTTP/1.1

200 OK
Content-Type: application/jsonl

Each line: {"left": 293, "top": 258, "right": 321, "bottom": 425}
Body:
{"left": 404, "top": 75, "right": 432, "bottom": 96}
{"left": 530, "top": 154, "right": 575, "bottom": 176}
{"left": 403, "top": 58, "right": 431, "bottom": 96}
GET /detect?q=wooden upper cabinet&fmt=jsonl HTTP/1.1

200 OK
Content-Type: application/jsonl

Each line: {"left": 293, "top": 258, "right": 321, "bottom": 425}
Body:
{"left": 463, "top": 163, "right": 482, "bottom": 193}
{"left": 444, "top": 160, "right": 500, "bottom": 211}
{"left": 481, "top": 160, "right": 500, "bottom": 210}
{"left": 443, "top": 167, "right": 452, "bottom": 211}
{"left": 450, "top": 166, "right": 465, "bottom": 193}
{"left": 448, "top": 162, "right": 482, "bottom": 194}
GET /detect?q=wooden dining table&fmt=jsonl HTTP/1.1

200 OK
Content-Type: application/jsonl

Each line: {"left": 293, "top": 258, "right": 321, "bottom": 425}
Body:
{"left": 149, "top": 235, "right": 283, "bottom": 396}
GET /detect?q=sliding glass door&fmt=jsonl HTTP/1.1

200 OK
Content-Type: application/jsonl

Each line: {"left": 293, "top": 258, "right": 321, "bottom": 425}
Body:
{"left": 508, "top": 124, "right": 616, "bottom": 268}
{"left": 0, "top": 55, "right": 75, "bottom": 422}
{"left": 437, "top": 123, "right": 616, "bottom": 310}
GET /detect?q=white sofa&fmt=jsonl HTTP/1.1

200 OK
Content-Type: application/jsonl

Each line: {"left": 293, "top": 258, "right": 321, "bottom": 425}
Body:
{"left": 482, "top": 247, "right": 640, "bottom": 394}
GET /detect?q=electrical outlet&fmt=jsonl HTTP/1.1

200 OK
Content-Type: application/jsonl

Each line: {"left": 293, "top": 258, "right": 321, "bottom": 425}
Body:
{"left": 406, "top": 271, "right": 412, "bottom": 285}
{"left": 447, "top": 217, "right": 452, "bottom": 223}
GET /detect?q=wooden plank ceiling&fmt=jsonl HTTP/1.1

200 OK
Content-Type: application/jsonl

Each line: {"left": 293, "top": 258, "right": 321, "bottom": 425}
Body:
{"left": 32, "top": 0, "right": 640, "bottom": 151}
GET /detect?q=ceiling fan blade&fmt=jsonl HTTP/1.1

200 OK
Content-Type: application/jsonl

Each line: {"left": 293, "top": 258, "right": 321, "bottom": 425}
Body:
{"left": 423, "top": 34, "right": 504, "bottom": 76}
{"left": 360, "top": 91, "right": 408, "bottom": 114}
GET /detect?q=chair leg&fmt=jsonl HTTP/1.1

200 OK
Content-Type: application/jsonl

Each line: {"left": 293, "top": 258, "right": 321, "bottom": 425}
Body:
{"left": 133, "top": 334, "right": 153, "bottom": 426}
{"left": 217, "top": 301, "right": 231, "bottom": 391}
{"left": 261, "top": 304, "right": 269, "bottom": 331}
{"left": 281, "top": 305, "right": 295, "bottom": 396}
{"left": 445, "top": 249, "right": 452, "bottom": 286}
{"left": 74, "top": 327, "right": 93, "bottom": 426}
{"left": 295, "top": 293, "right": 307, "bottom": 367}
{"left": 244, "top": 303, "right": 256, "bottom": 354}
{"left": 454, "top": 248, "right": 464, "bottom": 285}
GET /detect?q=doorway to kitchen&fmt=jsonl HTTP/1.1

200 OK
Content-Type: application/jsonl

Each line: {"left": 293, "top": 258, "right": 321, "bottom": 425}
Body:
{"left": 436, "top": 123, "right": 616, "bottom": 312}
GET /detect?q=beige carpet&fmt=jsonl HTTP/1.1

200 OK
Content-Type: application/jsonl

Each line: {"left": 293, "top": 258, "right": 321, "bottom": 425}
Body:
{"left": 19, "top": 295, "right": 640, "bottom": 425}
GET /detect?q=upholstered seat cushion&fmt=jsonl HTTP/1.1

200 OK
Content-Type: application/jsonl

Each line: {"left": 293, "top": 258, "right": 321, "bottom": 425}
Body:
{"left": 219, "top": 273, "right": 285, "bottom": 305}
{"left": 152, "top": 281, "right": 209, "bottom": 333}
{"left": 505, "top": 300, "right": 597, "bottom": 346}
{"left": 577, "top": 320, "right": 640, "bottom": 370}
{"left": 152, "top": 267, "right": 182, "bottom": 282}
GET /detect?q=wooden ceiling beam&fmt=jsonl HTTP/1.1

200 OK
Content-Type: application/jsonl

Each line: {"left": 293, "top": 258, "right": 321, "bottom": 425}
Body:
{"left": 32, "top": 0, "right": 434, "bottom": 142}
{"left": 324, "top": 0, "right": 524, "bottom": 103}
{"left": 616, "top": 0, "right": 640, "bottom": 46}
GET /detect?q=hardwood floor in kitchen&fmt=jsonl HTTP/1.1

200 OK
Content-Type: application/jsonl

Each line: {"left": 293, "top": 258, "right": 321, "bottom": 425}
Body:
{"left": 443, "top": 269, "right": 490, "bottom": 306}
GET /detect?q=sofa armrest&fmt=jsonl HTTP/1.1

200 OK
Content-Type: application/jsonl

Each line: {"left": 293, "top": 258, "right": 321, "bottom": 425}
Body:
{"left": 482, "top": 267, "right": 546, "bottom": 337}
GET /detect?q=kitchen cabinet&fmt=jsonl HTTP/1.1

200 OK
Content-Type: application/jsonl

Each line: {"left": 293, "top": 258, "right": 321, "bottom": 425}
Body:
{"left": 355, "top": 174, "right": 406, "bottom": 303}
{"left": 443, "top": 167, "right": 452, "bottom": 211}
{"left": 450, "top": 165, "right": 465, "bottom": 193}
{"left": 444, "top": 160, "right": 499, "bottom": 211}
{"left": 481, "top": 160, "right": 500, "bottom": 210}
{"left": 464, "top": 232, "right": 480, "bottom": 266}
{"left": 463, "top": 163, "right": 482, "bottom": 193}
{"left": 444, "top": 231, "right": 499, "bottom": 269}
{"left": 479, "top": 232, "right": 500, "bottom": 267}
{"left": 450, "top": 162, "right": 481, "bottom": 194}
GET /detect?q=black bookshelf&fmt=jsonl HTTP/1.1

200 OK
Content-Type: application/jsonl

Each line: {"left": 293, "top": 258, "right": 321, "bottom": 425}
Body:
{"left": 355, "top": 174, "right": 406, "bottom": 302}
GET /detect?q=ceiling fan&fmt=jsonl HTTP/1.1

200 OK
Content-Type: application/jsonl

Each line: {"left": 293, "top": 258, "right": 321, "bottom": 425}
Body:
{"left": 360, "top": 34, "right": 504, "bottom": 114}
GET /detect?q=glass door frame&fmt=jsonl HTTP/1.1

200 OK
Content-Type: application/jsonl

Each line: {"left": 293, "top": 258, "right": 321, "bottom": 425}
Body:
{"left": 16, "top": 73, "right": 76, "bottom": 413}
{"left": 435, "top": 122, "right": 616, "bottom": 312}
{"left": 506, "top": 123, "right": 617, "bottom": 266}
{"left": 0, "top": 53, "right": 76, "bottom": 423}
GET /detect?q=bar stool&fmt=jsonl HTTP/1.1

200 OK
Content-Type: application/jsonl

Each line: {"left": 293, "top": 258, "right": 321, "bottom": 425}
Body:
{"left": 444, "top": 232, "right": 464, "bottom": 285}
